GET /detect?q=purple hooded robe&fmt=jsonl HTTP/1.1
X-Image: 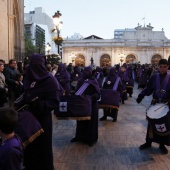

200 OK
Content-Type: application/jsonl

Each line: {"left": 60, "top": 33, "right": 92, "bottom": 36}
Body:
{"left": 18, "top": 54, "right": 64, "bottom": 170}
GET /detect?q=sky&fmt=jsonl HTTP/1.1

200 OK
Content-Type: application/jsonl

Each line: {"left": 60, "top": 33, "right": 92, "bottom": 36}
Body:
{"left": 24, "top": 0, "right": 170, "bottom": 39}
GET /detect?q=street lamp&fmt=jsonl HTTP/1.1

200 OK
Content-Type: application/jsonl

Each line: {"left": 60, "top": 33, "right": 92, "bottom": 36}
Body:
{"left": 45, "top": 42, "right": 51, "bottom": 55}
{"left": 52, "top": 11, "right": 63, "bottom": 61}
{"left": 70, "top": 53, "right": 76, "bottom": 64}
{"left": 119, "top": 53, "right": 126, "bottom": 66}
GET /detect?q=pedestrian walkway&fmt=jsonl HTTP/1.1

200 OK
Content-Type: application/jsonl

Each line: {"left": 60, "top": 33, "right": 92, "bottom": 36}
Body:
{"left": 52, "top": 84, "right": 170, "bottom": 170}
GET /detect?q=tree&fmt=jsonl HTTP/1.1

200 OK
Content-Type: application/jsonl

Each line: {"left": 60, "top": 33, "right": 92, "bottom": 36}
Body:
{"left": 24, "top": 33, "right": 36, "bottom": 57}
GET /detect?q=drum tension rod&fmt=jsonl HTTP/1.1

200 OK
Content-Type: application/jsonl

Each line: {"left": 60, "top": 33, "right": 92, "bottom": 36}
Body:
{"left": 154, "top": 102, "right": 169, "bottom": 112}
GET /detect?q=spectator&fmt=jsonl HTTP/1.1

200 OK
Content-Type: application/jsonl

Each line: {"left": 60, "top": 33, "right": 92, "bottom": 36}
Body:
{"left": 0, "top": 61, "right": 8, "bottom": 107}
{"left": 0, "top": 107, "right": 23, "bottom": 170}
{"left": 4, "top": 59, "right": 20, "bottom": 107}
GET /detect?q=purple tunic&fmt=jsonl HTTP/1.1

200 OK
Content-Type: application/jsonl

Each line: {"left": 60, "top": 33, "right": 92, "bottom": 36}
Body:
{"left": 20, "top": 54, "right": 63, "bottom": 170}
{"left": 55, "top": 63, "right": 70, "bottom": 95}
{"left": 94, "top": 67, "right": 104, "bottom": 88}
{"left": 73, "top": 66, "right": 100, "bottom": 145}
{"left": 0, "top": 135, "right": 23, "bottom": 170}
{"left": 118, "top": 71, "right": 129, "bottom": 102}
{"left": 102, "top": 67, "right": 122, "bottom": 119}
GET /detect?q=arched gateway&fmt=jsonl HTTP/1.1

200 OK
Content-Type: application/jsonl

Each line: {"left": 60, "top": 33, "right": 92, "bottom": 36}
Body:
{"left": 126, "top": 54, "right": 136, "bottom": 63}
{"left": 75, "top": 55, "right": 85, "bottom": 67}
{"left": 151, "top": 54, "right": 162, "bottom": 64}
{"left": 100, "top": 54, "right": 111, "bottom": 67}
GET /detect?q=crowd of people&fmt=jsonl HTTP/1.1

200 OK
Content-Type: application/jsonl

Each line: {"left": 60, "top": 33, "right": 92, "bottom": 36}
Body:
{"left": 0, "top": 54, "right": 170, "bottom": 169}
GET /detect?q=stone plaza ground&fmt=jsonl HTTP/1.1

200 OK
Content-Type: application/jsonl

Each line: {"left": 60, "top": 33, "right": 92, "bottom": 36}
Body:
{"left": 52, "top": 84, "right": 170, "bottom": 170}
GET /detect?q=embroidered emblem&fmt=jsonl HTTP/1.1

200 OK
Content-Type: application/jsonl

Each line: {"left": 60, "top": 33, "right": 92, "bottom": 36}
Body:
{"left": 155, "top": 124, "right": 167, "bottom": 132}
{"left": 30, "top": 82, "right": 36, "bottom": 88}
{"left": 107, "top": 81, "right": 111, "bottom": 85}
{"left": 59, "top": 102, "right": 67, "bottom": 112}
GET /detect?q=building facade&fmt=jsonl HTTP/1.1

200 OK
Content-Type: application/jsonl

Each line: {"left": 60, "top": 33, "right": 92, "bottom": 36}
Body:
{"left": 24, "top": 22, "right": 46, "bottom": 55}
{"left": 24, "top": 7, "right": 57, "bottom": 54}
{"left": 0, "top": 0, "right": 24, "bottom": 62}
{"left": 62, "top": 24, "right": 170, "bottom": 66}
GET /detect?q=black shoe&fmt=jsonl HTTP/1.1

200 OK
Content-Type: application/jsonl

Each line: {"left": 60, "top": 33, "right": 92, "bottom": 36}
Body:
{"left": 112, "top": 118, "right": 117, "bottom": 122}
{"left": 99, "top": 116, "right": 107, "bottom": 121}
{"left": 89, "top": 141, "right": 97, "bottom": 147}
{"left": 122, "top": 101, "right": 125, "bottom": 104}
{"left": 70, "top": 137, "right": 79, "bottom": 143}
{"left": 159, "top": 144, "right": 168, "bottom": 154}
{"left": 129, "top": 95, "right": 132, "bottom": 97}
{"left": 139, "top": 143, "right": 151, "bottom": 150}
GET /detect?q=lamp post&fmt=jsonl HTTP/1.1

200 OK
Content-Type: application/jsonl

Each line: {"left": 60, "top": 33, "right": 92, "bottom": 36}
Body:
{"left": 45, "top": 42, "right": 51, "bottom": 55}
{"left": 90, "top": 51, "right": 94, "bottom": 66}
{"left": 70, "top": 53, "right": 76, "bottom": 64}
{"left": 52, "top": 11, "right": 63, "bottom": 61}
{"left": 119, "top": 53, "right": 126, "bottom": 66}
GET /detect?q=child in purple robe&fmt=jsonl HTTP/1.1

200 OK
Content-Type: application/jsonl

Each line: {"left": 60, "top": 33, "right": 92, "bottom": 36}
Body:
{"left": 0, "top": 107, "right": 23, "bottom": 170}
{"left": 137, "top": 59, "right": 170, "bottom": 154}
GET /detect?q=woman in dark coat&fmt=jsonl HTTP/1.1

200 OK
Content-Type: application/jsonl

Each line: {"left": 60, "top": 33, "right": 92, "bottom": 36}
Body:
{"left": 16, "top": 54, "right": 64, "bottom": 170}
{"left": 100, "top": 67, "right": 123, "bottom": 122}
{"left": 71, "top": 66, "right": 100, "bottom": 146}
{"left": 55, "top": 63, "right": 71, "bottom": 95}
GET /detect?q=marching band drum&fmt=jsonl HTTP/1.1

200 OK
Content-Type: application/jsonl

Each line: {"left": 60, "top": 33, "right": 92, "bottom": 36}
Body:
{"left": 146, "top": 103, "right": 170, "bottom": 135}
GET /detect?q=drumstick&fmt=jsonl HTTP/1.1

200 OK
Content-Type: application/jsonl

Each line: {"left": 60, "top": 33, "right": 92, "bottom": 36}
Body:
{"left": 154, "top": 102, "right": 169, "bottom": 112}
{"left": 17, "top": 97, "right": 39, "bottom": 112}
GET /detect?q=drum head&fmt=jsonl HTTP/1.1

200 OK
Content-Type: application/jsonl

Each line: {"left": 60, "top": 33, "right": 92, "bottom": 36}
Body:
{"left": 147, "top": 103, "right": 169, "bottom": 119}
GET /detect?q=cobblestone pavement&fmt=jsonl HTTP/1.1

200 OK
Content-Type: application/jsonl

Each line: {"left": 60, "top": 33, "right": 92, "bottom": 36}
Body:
{"left": 52, "top": 84, "right": 170, "bottom": 170}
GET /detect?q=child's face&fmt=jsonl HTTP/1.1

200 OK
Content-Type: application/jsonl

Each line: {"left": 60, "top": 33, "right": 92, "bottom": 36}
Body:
{"left": 158, "top": 64, "right": 168, "bottom": 75}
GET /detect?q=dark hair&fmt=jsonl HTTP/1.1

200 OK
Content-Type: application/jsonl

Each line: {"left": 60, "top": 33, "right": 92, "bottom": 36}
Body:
{"left": 9, "top": 59, "right": 16, "bottom": 64}
{"left": 158, "top": 59, "right": 169, "bottom": 65}
{"left": 0, "top": 107, "right": 18, "bottom": 134}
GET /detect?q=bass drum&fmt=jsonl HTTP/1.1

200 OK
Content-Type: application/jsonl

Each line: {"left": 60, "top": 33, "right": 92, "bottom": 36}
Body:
{"left": 146, "top": 103, "right": 170, "bottom": 135}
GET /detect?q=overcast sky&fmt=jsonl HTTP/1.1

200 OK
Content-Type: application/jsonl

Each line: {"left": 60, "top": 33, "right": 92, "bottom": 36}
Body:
{"left": 24, "top": 0, "right": 170, "bottom": 39}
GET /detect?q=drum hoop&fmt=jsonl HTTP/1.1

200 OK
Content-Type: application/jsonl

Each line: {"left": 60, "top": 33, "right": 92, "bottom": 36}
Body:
{"left": 146, "top": 103, "right": 169, "bottom": 119}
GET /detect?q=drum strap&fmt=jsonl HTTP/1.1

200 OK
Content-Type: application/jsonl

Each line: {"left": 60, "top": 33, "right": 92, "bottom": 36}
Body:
{"left": 132, "top": 71, "right": 135, "bottom": 80}
{"left": 102, "top": 77, "right": 106, "bottom": 87}
{"left": 156, "top": 73, "right": 170, "bottom": 90}
{"left": 96, "top": 72, "right": 100, "bottom": 80}
{"left": 113, "top": 77, "right": 120, "bottom": 91}
{"left": 75, "top": 82, "right": 89, "bottom": 95}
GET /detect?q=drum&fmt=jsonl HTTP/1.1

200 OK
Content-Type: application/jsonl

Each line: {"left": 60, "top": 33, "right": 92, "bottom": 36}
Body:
{"left": 146, "top": 103, "right": 170, "bottom": 135}
{"left": 15, "top": 110, "right": 44, "bottom": 148}
{"left": 54, "top": 95, "right": 92, "bottom": 120}
{"left": 99, "top": 89, "right": 120, "bottom": 107}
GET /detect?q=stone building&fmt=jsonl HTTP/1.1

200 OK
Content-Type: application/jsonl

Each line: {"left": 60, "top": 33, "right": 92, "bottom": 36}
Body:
{"left": 62, "top": 24, "right": 170, "bottom": 66}
{"left": 0, "top": 0, "right": 24, "bottom": 62}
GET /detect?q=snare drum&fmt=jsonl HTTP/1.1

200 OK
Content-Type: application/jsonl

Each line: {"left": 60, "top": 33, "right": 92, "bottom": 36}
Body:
{"left": 146, "top": 103, "right": 170, "bottom": 135}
